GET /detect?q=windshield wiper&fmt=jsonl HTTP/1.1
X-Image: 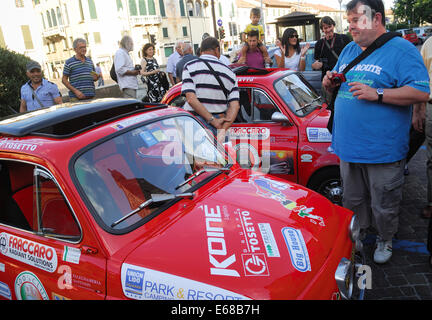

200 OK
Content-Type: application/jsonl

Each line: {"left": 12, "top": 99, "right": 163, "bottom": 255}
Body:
{"left": 296, "top": 96, "right": 322, "bottom": 113}
{"left": 111, "top": 192, "right": 194, "bottom": 228}
{"left": 175, "top": 166, "right": 231, "bottom": 190}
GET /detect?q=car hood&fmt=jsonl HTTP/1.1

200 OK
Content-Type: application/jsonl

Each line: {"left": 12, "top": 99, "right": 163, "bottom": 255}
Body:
{"left": 120, "top": 171, "right": 351, "bottom": 300}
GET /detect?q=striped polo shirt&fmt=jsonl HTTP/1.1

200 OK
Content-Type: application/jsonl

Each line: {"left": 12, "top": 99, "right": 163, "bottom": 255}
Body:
{"left": 63, "top": 56, "right": 96, "bottom": 98}
{"left": 181, "top": 54, "right": 239, "bottom": 113}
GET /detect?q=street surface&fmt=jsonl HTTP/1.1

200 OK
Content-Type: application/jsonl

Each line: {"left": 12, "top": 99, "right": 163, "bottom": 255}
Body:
{"left": 362, "top": 144, "right": 432, "bottom": 299}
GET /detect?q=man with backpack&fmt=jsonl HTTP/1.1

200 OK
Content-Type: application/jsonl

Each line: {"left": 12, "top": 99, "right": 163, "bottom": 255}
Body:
{"left": 323, "top": 0, "right": 430, "bottom": 264}
{"left": 113, "top": 35, "right": 140, "bottom": 98}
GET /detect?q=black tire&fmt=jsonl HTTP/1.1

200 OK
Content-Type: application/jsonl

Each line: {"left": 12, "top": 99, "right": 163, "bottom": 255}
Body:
{"left": 307, "top": 166, "right": 342, "bottom": 205}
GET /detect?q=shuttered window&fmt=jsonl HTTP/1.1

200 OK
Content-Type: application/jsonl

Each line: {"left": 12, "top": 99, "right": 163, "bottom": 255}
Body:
{"left": 88, "top": 0, "right": 98, "bottom": 19}
{"left": 21, "top": 25, "right": 34, "bottom": 50}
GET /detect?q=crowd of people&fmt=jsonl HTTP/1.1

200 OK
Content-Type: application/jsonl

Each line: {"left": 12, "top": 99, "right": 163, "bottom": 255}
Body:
{"left": 18, "top": 1, "right": 432, "bottom": 266}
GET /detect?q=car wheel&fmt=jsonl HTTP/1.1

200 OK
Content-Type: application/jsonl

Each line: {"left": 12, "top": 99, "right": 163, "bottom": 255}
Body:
{"left": 307, "top": 167, "right": 343, "bottom": 205}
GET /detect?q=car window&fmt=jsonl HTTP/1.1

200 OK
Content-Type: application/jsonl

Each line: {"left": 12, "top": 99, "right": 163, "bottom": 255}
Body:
{"left": 74, "top": 115, "right": 229, "bottom": 231}
{"left": 253, "top": 90, "right": 279, "bottom": 121}
{"left": 236, "top": 88, "right": 253, "bottom": 123}
{"left": 0, "top": 160, "right": 80, "bottom": 241}
{"left": 169, "top": 94, "right": 186, "bottom": 108}
{"left": 274, "top": 73, "right": 323, "bottom": 117}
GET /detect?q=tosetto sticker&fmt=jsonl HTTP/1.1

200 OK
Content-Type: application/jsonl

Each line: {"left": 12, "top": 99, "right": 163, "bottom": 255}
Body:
{"left": 15, "top": 271, "right": 49, "bottom": 300}
{"left": 0, "top": 138, "right": 39, "bottom": 152}
{"left": 121, "top": 263, "right": 249, "bottom": 300}
{"left": 0, "top": 233, "right": 58, "bottom": 273}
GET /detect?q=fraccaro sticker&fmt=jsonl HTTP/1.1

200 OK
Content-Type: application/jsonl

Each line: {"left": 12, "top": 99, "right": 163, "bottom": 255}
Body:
{"left": 0, "top": 232, "right": 58, "bottom": 273}
{"left": 14, "top": 271, "right": 49, "bottom": 300}
{"left": 121, "top": 263, "right": 250, "bottom": 300}
{"left": 281, "top": 227, "right": 311, "bottom": 272}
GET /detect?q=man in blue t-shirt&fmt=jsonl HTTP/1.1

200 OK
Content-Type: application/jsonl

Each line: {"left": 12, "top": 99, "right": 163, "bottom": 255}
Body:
{"left": 323, "top": 0, "right": 430, "bottom": 264}
{"left": 62, "top": 38, "right": 99, "bottom": 101}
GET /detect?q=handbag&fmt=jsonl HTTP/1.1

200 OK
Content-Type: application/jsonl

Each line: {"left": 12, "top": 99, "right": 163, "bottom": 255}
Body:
{"left": 326, "top": 32, "right": 401, "bottom": 133}
{"left": 159, "top": 72, "right": 169, "bottom": 91}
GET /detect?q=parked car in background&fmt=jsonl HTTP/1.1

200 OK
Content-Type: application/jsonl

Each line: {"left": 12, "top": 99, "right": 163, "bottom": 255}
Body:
{"left": 0, "top": 99, "right": 364, "bottom": 300}
{"left": 413, "top": 26, "right": 432, "bottom": 44}
{"left": 162, "top": 67, "right": 342, "bottom": 205}
{"left": 396, "top": 28, "right": 420, "bottom": 45}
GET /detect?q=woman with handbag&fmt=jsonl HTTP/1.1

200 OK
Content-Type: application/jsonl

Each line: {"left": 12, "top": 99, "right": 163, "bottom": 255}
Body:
{"left": 140, "top": 43, "right": 168, "bottom": 102}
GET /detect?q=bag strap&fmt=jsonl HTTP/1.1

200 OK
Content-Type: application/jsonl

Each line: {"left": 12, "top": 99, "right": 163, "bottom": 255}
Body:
{"left": 327, "top": 32, "right": 401, "bottom": 132}
{"left": 198, "top": 58, "right": 230, "bottom": 99}
{"left": 28, "top": 83, "right": 45, "bottom": 109}
{"left": 324, "top": 36, "right": 339, "bottom": 60}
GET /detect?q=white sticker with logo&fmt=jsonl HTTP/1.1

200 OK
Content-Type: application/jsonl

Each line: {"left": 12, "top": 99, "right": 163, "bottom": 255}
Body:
{"left": 300, "top": 154, "right": 313, "bottom": 162}
{"left": 306, "top": 127, "right": 332, "bottom": 143}
{"left": 63, "top": 246, "right": 81, "bottom": 265}
{"left": 258, "top": 223, "right": 280, "bottom": 258}
{"left": 0, "top": 281, "right": 11, "bottom": 300}
{"left": 0, "top": 138, "right": 39, "bottom": 152}
{"left": 229, "top": 127, "right": 270, "bottom": 140}
{"left": 281, "top": 227, "right": 311, "bottom": 272}
{"left": 121, "top": 263, "right": 249, "bottom": 300}
{"left": 0, "top": 233, "right": 58, "bottom": 273}
{"left": 14, "top": 271, "right": 49, "bottom": 300}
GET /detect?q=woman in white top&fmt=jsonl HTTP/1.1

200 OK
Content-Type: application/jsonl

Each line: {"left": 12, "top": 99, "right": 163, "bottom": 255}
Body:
{"left": 275, "top": 28, "right": 310, "bottom": 71}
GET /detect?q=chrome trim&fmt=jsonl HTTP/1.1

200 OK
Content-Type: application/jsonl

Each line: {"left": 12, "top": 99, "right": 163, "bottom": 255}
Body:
{"left": 335, "top": 257, "right": 354, "bottom": 300}
{"left": 348, "top": 214, "right": 360, "bottom": 242}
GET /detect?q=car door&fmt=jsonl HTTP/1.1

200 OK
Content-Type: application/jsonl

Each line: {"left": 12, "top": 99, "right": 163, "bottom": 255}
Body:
{"left": 0, "top": 159, "right": 106, "bottom": 300}
{"left": 230, "top": 87, "right": 299, "bottom": 183}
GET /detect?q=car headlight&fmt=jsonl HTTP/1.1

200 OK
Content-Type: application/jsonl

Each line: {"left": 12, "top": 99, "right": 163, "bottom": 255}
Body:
{"left": 348, "top": 214, "right": 360, "bottom": 242}
{"left": 335, "top": 258, "right": 354, "bottom": 299}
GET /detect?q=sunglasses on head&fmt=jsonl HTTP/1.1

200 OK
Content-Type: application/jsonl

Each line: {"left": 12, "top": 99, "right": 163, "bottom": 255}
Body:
{"left": 289, "top": 34, "right": 299, "bottom": 38}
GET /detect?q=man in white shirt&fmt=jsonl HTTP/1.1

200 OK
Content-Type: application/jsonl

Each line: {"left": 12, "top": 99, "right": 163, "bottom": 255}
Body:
{"left": 114, "top": 35, "right": 140, "bottom": 98}
{"left": 166, "top": 41, "right": 183, "bottom": 86}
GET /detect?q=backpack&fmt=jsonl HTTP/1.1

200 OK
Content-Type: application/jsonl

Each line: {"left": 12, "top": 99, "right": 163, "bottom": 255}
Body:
{"left": 110, "top": 62, "right": 117, "bottom": 82}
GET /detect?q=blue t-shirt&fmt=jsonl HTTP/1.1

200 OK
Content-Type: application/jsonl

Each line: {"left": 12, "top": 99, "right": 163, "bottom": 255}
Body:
{"left": 20, "top": 79, "right": 61, "bottom": 111}
{"left": 63, "top": 56, "right": 96, "bottom": 98}
{"left": 331, "top": 37, "right": 430, "bottom": 163}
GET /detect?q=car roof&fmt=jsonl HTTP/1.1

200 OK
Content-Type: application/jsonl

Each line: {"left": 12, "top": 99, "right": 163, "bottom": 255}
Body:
{"left": 0, "top": 98, "right": 166, "bottom": 138}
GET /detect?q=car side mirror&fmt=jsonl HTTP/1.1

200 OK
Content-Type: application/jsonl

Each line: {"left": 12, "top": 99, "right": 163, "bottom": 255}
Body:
{"left": 271, "top": 112, "right": 292, "bottom": 125}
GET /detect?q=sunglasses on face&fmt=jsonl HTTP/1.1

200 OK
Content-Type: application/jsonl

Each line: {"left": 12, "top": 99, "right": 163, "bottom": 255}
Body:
{"left": 289, "top": 34, "right": 299, "bottom": 39}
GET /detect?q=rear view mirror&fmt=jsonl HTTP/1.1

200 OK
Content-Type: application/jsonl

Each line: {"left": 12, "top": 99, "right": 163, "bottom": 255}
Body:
{"left": 271, "top": 112, "right": 292, "bottom": 125}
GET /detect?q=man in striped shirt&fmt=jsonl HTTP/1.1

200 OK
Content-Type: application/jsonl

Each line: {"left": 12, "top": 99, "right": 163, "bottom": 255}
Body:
{"left": 182, "top": 37, "right": 240, "bottom": 143}
{"left": 62, "top": 38, "right": 99, "bottom": 101}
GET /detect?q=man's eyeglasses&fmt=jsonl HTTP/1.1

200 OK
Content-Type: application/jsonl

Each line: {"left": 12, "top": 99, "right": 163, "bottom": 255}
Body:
{"left": 289, "top": 34, "right": 299, "bottom": 39}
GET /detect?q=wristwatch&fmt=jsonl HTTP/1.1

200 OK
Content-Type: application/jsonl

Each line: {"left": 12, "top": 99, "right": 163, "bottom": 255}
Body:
{"left": 376, "top": 88, "right": 384, "bottom": 103}
{"left": 207, "top": 115, "right": 215, "bottom": 124}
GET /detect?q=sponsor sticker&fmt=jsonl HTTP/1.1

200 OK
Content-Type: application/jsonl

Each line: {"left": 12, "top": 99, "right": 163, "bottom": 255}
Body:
{"left": 258, "top": 223, "right": 280, "bottom": 258}
{"left": 0, "top": 281, "right": 11, "bottom": 300}
{"left": 14, "top": 271, "right": 49, "bottom": 300}
{"left": 0, "top": 233, "right": 58, "bottom": 273}
{"left": 63, "top": 246, "right": 81, "bottom": 265}
{"left": 0, "top": 138, "right": 39, "bottom": 152}
{"left": 307, "top": 127, "right": 332, "bottom": 143}
{"left": 121, "top": 264, "right": 249, "bottom": 300}
{"left": 293, "top": 205, "right": 325, "bottom": 227}
{"left": 281, "top": 227, "right": 311, "bottom": 272}
{"left": 235, "top": 209, "right": 269, "bottom": 276}
{"left": 229, "top": 127, "right": 270, "bottom": 140}
{"left": 300, "top": 154, "right": 313, "bottom": 162}
{"left": 0, "top": 262, "right": 5, "bottom": 272}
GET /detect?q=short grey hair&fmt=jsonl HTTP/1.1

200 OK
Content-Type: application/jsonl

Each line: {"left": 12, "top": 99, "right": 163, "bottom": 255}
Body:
{"left": 175, "top": 40, "right": 184, "bottom": 49}
{"left": 182, "top": 43, "right": 193, "bottom": 54}
{"left": 120, "top": 35, "right": 133, "bottom": 48}
{"left": 73, "top": 38, "right": 86, "bottom": 49}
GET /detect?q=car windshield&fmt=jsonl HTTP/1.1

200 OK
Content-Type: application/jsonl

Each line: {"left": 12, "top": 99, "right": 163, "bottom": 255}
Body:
{"left": 274, "top": 73, "right": 324, "bottom": 116}
{"left": 73, "top": 115, "right": 229, "bottom": 231}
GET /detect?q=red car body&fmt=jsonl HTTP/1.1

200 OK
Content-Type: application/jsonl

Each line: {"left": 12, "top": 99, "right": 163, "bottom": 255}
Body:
{"left": 161, "top": 67, "right": 342, "bottom": 203}
{"left": 0, "top": 99, "right": 361, "bottom": 300}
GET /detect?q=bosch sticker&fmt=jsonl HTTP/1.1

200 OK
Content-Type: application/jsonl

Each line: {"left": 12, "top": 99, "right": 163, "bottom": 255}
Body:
{"left": 0, "top": 233, "right": 58, "bottom": 273}
{"left": 282, "top": 227, "right": 311, "bottom": 272}
{"left": 121, "top": 263, "right": 249, "bottom": 300}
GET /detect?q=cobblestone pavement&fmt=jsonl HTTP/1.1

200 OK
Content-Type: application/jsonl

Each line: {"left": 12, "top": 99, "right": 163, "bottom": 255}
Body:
{"left": 362, "top": 145, "right": 432, "bottom": 300}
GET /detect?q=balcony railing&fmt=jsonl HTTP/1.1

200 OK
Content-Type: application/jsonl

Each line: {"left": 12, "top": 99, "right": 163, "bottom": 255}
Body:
{"left": 42, "top": 26, "right": 66, "bottom": 38}
{"left": 129, "top": 15, "right": 162, "bottom": 26}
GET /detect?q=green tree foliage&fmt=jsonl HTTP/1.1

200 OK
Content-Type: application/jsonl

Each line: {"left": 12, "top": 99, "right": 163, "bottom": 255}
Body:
{"left": 0, "top": 47, "right": 31, "bottom": 117}
{"left": 393, "top": 0, "right": 432, "bottom": 26}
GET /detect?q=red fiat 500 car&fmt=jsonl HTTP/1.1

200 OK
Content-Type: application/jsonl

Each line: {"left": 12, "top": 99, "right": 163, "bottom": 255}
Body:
{"left": 161, "top": 67, "right": 341, "bottom": 204}
{"left": 0, "top": 99, "right": 363, "bottom": 300}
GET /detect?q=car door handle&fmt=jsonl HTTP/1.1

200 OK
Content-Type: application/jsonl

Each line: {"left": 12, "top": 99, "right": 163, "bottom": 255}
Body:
{"left": 81, "top": 245, "right": 98, "bottom": 255}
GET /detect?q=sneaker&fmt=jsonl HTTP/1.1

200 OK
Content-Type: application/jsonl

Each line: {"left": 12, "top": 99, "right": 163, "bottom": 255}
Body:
{"left": 374, "top": 238, "right": 392, "bottom": 264}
